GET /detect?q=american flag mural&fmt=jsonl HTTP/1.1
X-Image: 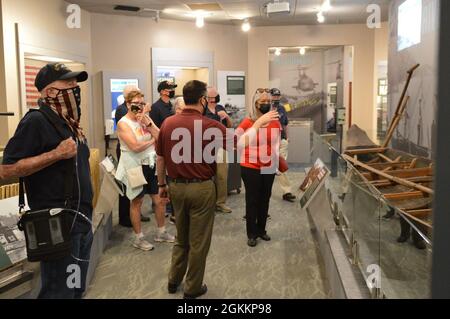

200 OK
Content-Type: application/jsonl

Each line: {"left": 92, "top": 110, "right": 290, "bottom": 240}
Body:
{"left": 24, "top": 64, "right": 42, "bottom": 108}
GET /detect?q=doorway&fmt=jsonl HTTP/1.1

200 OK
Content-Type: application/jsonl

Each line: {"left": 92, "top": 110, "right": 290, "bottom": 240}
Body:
{"left": 151, "top": 48, "right": 214, "bottom": 102}
{"left": 156, "top": 66, "right": 209, "bottom": 98}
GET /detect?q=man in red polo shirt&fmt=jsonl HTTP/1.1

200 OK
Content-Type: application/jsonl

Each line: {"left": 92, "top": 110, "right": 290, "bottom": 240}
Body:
{"left": 156, "top": 80, "right": 230, "bottom": 299}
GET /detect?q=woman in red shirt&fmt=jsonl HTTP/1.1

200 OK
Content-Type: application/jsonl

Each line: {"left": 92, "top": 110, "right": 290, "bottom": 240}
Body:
{"left": 237, "top": 89, "right": 281, "bottom": 247}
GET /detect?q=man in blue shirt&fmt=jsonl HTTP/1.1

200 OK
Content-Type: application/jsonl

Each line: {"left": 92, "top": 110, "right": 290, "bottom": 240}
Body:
{"left": 271, "top": 88, "right": 296, "bottom": 203}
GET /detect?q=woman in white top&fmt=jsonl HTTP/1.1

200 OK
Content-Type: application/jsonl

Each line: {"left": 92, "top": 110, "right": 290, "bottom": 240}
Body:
{"left": 117, "top": 90, "right": 175, "bottom": 251}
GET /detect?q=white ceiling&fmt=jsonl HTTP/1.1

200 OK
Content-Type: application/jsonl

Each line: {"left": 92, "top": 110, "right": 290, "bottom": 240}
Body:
{"left": 70, "top": 0, "right": 391, "bottom": 26}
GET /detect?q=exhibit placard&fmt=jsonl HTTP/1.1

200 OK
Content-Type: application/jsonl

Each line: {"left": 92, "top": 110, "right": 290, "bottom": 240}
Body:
{"left": 299, "top": 158, "right": 330, "bottom": 209}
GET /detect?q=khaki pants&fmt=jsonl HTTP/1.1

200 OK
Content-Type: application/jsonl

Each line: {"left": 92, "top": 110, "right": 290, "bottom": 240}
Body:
{"left": 277, "top": 139, "right": 292, "bottom": 195}
{"left": 168, "top": 180, "right": 216, "bottom": 295}
{"left": 215, "top": 148, "right": 228, "bottom": 207}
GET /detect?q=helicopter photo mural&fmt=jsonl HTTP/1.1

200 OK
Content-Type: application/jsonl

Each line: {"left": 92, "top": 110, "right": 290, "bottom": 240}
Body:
{"left": 269, "top": 46, "right": 343, "bottom": 133}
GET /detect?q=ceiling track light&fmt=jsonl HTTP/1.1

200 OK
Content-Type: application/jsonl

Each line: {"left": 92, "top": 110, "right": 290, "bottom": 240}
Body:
{"left": 242, "top": 19, "right": 251, "bottom": 32}
{"left": 196, "top": 15, "right": 205, "bottom": 28}
{"left": 299, "top": 47, "right": 306, "bottom": 55}
{"left": 321, "top": 0, "right": 332, "bottom": 12}
{"left": 317, "top": 11, "right": 325, "bottom": 23}
{"left": 275, "top": 48, "right": 282, "bottom": 56}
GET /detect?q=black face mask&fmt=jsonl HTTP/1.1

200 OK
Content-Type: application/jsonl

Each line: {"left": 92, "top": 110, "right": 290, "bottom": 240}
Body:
{"left": 215, "top": 95, "right": 220, "bottom": 104}
{"left": 258, "top": 103, "right": 272, "bottom": 114}
{"left": 273, "top": 100, "right": 280, "bottom": 108}
{"left": 168, "top": 91, "right": 175, "bottom": 99}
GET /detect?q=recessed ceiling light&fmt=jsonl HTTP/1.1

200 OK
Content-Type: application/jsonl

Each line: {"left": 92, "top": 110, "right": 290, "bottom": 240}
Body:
{"left": 275, "top": 48, "right": 282, "bottom": 56}
{"left": 299, "top": 47, "right": 306, "bottom": 55}
{"left": 242, "top": 19, "right": 251, "bottom": 32}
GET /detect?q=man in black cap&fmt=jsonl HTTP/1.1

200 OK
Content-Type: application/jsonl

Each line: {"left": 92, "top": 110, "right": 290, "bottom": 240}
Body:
{"left": 151, "top": 81, "right": 178, "bottom": 129}
{"left": 151, "top": 81, "right": 178, "bottom": 223}
{"left": 271, "top": 88, "right": 296, "bottom": 203}
{"left": 2, "top": 63, "right": 93, "bottom": 299}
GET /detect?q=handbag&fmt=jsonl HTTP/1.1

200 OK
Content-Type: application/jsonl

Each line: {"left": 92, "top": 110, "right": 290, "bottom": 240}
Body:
{"left": 126, "top": 166, "right": 148, "bottom": 189}
{"left": 279, "top": 156, "right": 289, "bottom": 173}
{"left": 17, "top": 107, "right": 76, "bottom": 262}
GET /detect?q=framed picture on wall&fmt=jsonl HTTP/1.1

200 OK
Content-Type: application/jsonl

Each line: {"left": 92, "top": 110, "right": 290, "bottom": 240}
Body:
{"left": 227, "top": 76, "right": 245, "bottom": 95}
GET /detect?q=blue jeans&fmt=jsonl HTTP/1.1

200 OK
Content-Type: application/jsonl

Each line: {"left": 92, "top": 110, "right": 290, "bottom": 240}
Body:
{"left": 38, "top": 231, "right": 93, "bottom": 299}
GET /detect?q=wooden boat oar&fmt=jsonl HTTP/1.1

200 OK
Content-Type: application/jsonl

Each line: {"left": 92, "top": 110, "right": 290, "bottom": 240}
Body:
{"left": 383, "top": 63, "right": 420, "bottom": 148}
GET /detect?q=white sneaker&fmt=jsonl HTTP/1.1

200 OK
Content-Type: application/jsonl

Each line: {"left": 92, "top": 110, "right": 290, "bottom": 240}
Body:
{"left": 155, "top": 231, "right": 176, "bottom": 243}
{"left": 133, "top": 237, "right": 154, "bottom": 251}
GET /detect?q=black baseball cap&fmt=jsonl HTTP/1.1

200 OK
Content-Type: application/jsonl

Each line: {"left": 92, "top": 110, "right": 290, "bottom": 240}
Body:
{"left": 270, "top": 88, "right": 281, "bottom": 96}
{"left": 158, "top": 80, "right": 177, "bottom": 93}
{"left": 35, "top": 63, "right": 88, "bottom": 92}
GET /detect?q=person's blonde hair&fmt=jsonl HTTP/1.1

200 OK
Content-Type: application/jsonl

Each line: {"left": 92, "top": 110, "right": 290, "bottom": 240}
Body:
{"left": 174, "top": 97, "right": 185, "bottom": 111}
{"left": 248, "top": 90, "right": 272, "bottom": 121}
{"left": 125, "top": 90, "right": 144, "bottom": 103}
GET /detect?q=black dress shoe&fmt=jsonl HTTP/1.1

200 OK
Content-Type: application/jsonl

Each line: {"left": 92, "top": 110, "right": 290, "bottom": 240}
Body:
{"left": 141, "top": 215, "right": 150, "bottom": 222}
{"left": 184, "top": 284, "right": 208, "bottom": 299}
{"left": 168, "top": 282, "right": 179, "bottom": 294}
{"left": 397, "top": 235, "right": 408, "bottom": 243}
{"left": 283, "top": 193, "right": 296, "bottom": 203}
{"left": 247, "top": 238, "right": 257, "bottom": 247}
{"left": 259, "top": 234, "right": 271, "bottom": 241}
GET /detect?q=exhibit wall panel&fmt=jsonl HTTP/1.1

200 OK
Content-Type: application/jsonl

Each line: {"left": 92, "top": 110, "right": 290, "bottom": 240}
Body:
{"left": 1, "top": 0, "right": 93, "bottom": 142}
{"left": 248, "top": 24, "right": 378, "bottom": 137}
{"left": 90, "top": 13, "right": 248, "bottom": 155}
{"left": 388, "top": 0, "right": 440, "bottom": 159}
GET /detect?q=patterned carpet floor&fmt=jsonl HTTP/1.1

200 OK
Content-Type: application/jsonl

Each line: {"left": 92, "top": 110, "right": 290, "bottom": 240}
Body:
{"left": 85, "top": 172, "right": 331, "bottom": 299}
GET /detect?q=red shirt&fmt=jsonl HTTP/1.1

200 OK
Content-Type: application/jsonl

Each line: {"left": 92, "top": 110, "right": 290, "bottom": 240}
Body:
{"left": 237, "top": 118, "right": 281, "bottom": 170}
{"left": 156, "top": 108, "right": 228, "bottom": 180}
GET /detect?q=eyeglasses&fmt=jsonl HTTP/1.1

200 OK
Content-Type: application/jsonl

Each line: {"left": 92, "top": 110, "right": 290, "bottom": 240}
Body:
{"left": 256, "top": 88, "right": 270, "bottom": 94}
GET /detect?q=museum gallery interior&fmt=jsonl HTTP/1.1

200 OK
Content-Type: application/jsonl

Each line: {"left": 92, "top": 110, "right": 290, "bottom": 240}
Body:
{"left": 1, "top": 0, "right": 450, "bottom": 300}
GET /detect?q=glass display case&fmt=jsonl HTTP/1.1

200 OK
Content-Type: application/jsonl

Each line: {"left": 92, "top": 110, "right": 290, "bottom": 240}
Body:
{"left": 305, "top": 132, "right": 432, "bottom": 298}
